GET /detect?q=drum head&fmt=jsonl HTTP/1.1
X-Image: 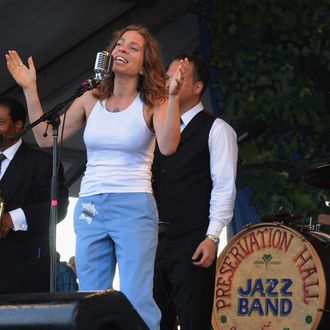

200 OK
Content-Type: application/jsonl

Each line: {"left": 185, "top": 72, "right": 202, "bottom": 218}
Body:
{"left": 212, "top": 223, "right": 327, "bottom": 330}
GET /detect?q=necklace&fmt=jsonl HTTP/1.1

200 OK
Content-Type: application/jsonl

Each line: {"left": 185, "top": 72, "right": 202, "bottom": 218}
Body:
{"left": 105, "top": 97, "right": 122, "bottom": 113}
{"left": 105, "top": 93, "right": 138, "bottom": 113}
{"left": 107, "top": 107, "right": 121, "bottom": 113}
{"left": 105, "top": 98, "right": 121, "bottom": 112}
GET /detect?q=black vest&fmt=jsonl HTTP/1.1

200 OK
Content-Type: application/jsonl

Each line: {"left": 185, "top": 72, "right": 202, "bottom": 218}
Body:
{"left": 152, "top": 110, "right": 216, "bottom": 233}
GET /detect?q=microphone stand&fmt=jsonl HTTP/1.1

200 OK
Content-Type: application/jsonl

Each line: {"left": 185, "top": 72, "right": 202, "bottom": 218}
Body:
{"left": 10, "top": 78, "right": 100, "bottom": 292}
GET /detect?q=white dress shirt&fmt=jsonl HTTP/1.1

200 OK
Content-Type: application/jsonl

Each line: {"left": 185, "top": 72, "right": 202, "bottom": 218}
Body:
{"left": 1, "top": 139, "right": 28, "bottom": 231}
{"left": 180, "top": 103, "right": 238, "bottom": 238}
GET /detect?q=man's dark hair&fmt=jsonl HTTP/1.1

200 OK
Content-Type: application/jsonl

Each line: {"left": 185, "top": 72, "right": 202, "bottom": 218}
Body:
{"left": 0, "top": 96, "right": 27, "bottom": 126}
{"left": 172, "top": 54, "right": 210, "bottom": 96}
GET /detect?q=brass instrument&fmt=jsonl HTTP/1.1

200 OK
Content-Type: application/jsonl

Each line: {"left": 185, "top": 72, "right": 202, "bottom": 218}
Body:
{"left": 0, "top": 190, "right": 5, "bottom": 227}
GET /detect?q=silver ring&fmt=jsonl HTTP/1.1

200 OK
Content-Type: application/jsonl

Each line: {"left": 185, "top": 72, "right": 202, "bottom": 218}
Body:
{"left": 18, "top": 62, "right": 23, "bottom": 66}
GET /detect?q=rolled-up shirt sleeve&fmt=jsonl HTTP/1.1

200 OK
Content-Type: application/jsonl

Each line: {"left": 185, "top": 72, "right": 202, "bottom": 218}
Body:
{"left": 206, "top": 118, "right": 238, "bottom": 237}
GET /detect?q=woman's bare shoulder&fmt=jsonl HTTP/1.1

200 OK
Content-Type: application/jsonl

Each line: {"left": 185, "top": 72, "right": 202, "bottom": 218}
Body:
{"left": 74, "top": 90, "right": 100, "bottom": 116}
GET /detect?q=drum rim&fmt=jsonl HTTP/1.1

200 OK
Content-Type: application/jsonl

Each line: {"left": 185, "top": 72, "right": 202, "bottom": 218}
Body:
{"left": 212, "top": 222, "right": 327, "bottom": 330}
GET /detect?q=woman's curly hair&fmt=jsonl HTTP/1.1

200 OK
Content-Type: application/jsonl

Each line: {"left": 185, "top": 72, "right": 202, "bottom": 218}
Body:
{"left": 94, "top": 25, "right": 166, "bottom": 107}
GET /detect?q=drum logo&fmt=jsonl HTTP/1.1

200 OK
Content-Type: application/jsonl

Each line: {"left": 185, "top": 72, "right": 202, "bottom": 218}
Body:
{"left": 254, "top": 254, "right": 281, "bottom": 269}
{"left": 237, "top": 277, "right": 293, "bottom": 316}
{"left": 212, "top": 224, "right": 325, "bottom": 329}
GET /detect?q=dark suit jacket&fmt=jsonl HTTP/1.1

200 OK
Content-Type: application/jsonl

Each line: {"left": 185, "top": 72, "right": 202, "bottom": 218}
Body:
{"left": 0, "top": 142, "right": 69, "bottom": 293}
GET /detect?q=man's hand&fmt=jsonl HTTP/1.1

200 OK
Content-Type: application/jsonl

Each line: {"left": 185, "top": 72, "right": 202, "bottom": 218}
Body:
{"left": 0, "top": 213, "right": 14, "bottom": 239}
{"left": 192, "top": 238, "right": 218, "bottom": 268}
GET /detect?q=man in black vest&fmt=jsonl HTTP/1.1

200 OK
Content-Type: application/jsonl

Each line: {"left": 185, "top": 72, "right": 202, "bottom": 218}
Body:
{"left": 152, "top": 55, "right": 238, "bottom": 329}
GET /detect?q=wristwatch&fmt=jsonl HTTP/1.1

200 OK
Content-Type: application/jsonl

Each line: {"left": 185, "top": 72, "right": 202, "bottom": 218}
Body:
{"left": 206, "top": 234, "right": 219, "bottom": 244}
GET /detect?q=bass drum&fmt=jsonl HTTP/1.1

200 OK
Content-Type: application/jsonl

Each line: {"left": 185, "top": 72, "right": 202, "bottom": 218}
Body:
{"left": 212, "top": 223, "right": 330, "bottom": 330}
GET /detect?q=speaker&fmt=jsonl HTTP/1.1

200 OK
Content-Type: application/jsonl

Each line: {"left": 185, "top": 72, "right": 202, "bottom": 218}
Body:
{"left": 0, "top": 290, "right": 148, "bottom": 329}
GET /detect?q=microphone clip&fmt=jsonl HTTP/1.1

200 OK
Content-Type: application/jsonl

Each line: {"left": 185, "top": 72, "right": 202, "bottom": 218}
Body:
{"left": 79, "top": 77, "right": 101, "bottom": 91}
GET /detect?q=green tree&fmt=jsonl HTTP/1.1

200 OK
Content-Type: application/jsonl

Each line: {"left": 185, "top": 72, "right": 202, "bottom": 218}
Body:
{"left": 198, "top": 0, "right": 330, "bottom": 219}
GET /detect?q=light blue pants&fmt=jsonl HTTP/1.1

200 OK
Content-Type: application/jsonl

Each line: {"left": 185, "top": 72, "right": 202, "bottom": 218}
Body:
{"left": 74, "top": 192, "right": 161, "bottom": 329}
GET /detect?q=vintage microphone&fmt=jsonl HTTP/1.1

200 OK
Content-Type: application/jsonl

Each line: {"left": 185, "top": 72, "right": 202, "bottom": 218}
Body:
{"left": 79, "top": 51, "right": 113, "bottom": 90}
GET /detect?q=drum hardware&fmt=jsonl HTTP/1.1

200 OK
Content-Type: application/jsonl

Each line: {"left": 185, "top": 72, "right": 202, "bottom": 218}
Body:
{"left": 317, "top": 308, "right": 330, "bottom": 313}
{"left": 261, "top": 207, "right": 306, "bottom": 227}
{"left": 304, "top": 163, "right": 330, "bottom": 188}
{"left": 260, "top": 207, "right": 320, "bottom": 236}
{"left": 303, "top": 163, "right": 330, "bottom": 189}
{"left": 308, "top": 231, "right": 330, "bottom": 245}
{"left": 295, "top": 223, "right": 315, "bottom": 233}
{"left": 261, "top": 214, "right": 305, "bottom": 224}
{"left": 242, "top": 222, "right": 254, "bottom": 229}
{"left": 307, "top": 215, "right": 316, "bottom": 231}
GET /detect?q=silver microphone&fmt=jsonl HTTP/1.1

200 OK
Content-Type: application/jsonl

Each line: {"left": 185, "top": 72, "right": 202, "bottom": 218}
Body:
{"left": 80, "top": 51, "right": 113, "bottom": 90}
{"left": 94, "top": 51, "right": 112, "bottom": 80}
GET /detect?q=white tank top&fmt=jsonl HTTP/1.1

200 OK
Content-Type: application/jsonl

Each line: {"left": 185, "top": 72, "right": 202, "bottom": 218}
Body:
{"left": 79, "top": 94, "right": 155, "bottom": 196}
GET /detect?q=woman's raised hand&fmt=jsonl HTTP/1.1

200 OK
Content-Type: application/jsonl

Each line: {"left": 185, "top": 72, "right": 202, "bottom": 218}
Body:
{"left": 5, "top": 50, "right": 36, "bottom": 89}
{"left": 168, "top": 57, "right": 189, "bottom": 96}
